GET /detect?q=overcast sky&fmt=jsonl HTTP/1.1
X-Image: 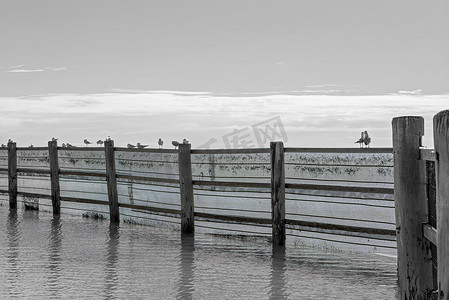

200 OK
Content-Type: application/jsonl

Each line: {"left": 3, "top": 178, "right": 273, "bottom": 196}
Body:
{"left": 1, "top": 0, "right": 448, "bottom": 96}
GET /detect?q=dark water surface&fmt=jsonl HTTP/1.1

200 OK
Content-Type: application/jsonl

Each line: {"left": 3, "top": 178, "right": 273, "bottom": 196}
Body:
{"left": 0, "top": 208, "right": 398, "bottom": 299}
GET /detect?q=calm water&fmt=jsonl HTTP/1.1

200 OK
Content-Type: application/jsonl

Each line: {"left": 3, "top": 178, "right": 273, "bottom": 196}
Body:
{"left": 0, "top": 207, "right": 398, "bottom": 299}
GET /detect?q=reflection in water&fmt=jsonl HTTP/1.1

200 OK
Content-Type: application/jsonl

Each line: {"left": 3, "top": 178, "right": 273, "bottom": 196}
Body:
{"left": 178, "top": 233, "right": 195, "bottom": 300}
{"left": 270, "top": 246, "right": 287, "bottom": 300}
{"left": 6, "top": 210, "right": 21, "bottom": 296}
{"left": 104, "top": 223, "right": 120, "bottom": 299}
{"left": 47, "top": 216, "right": 62, "bottom": 296}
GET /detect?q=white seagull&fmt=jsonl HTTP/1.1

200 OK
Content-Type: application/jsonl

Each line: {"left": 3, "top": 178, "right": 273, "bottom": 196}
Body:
{"left": 172, "top": 141, "right": 180, "bottom": 149}
{"left": 136, "top": 142, "right": 148, "bottom": 149}
{"left": 127, "top": 143, "right": 136, "bottom": 149}
{"left": 97, "top": 139, "right": 104, "bottom": 146}
{"left": 84, "top": 139, "right": 92, "bottom": 147}
{"left": 363, "top": 131, "right": 371, "bottom": 148}
{"left": 355, "top": 132, "right": 364, "bottom": 148}
{"left": 158, "top": 138, "right": 163, "bottom": 149}
{"left": 182, "top": 139, "right": 189, "bottom": 144}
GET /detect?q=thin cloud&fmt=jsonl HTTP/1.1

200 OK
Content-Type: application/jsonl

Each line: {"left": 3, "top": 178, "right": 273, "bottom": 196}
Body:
{"left": 6, "top": 66, "right": 68, "bottom": 73}
{"left": 398, "top": 89, "right": 422, "bottom": 95}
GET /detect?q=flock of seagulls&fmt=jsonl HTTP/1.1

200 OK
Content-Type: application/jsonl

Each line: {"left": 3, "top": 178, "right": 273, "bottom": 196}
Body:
{"left": 355, "top": 131, "right": 371, "bottom": 148}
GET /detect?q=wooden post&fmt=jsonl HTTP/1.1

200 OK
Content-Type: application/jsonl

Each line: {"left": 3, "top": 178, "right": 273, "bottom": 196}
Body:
{"left": 434, "top": 110, "right": 449, "bottom": 299}
{"left": 178, "top": 143, "right": 194, "bottom": 234}
{"left": 48, "top": 140, "right": 61, "bottom": 215}
{"left": 7, "top": 141, "right": 17, "bottom": 210}
{"left": 392, "top": 116, "right": 434, "bottom": 299}
{"left": 104, "top": 140, "right": 119, "bottom": 223}
{"left": 270, "top": 141, "right": 285, "bottom": 246}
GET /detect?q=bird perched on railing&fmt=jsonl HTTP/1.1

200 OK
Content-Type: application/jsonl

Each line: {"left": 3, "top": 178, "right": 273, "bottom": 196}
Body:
{"left": 62, "top": 143, "right": 66, "bottom": 147}
{"left": 127, "top": 143, "right": 136, "bottom": 149}
{"left": 355, "top": 132, "right": 364, "bottom": 148}
{"left": 136, "top": 142, "right": 148, "bottom": 149}
{"left": 363, "top": 131, "right": 371, "bottom": 148}
{"left": 52, "top": 137, "right": 58, "bottom": 142}
{"left": 29, "top": 144, "right": 34, "bottom": 148}
{"left": 1, "top": 144, "right": 5, "bottom": 148}
{"left": 84, "top": 139, "right": 91, "bottom": 147}
{"left": 158, "top": 138, "right": 163, "bottom": 149}
{"left": 182, "top": 139, "right": 189, "bottom": 144}
{"left": 172, "top": 141, "right": 180, "bottom": 149}
{"left": 97, "top": 139, "right": 104, "bottom": 146}
{"left": 66, "top": 143, "right": 75, "bottom": 148}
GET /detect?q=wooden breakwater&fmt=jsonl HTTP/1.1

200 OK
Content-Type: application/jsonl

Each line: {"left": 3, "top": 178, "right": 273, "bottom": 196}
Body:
{"left": 0, "top": 140, "right": 395, "bottom": 253}
{"left": 393, "top": 110, "right": 449, "bottom": 300}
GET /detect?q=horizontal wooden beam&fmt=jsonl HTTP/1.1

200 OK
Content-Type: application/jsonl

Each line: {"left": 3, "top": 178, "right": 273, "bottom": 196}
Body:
{"left": 422, "top": 223, "right": 437, "bottom": 245}
{"left": 286, "top": 183, "right": 394, "bottom": 194}
{"left": 17, "top": 168, "right": 51, "bottom": 175}
{"left": 285, "top": 147, "right": 393, "bottom": 153}
{"left": 114, "top": 147, "right": 178, "bottom": 154}
{"left": 191, "top": 148, "right": 270, "bottom": 154}
{"left": 17, "top": 191, "right": 51, "bottom": 199}
{"left": 61, "top": 196, "right": 109, "bottom": 206}
{"left": 119, "top": 202, "right": 181, "bottom": 215}
{"left": 193, "top": 180, "right": 270, "bottom": 189}
{"left": 16, "top": 147, "right": 49, "bottom": 151}
{"left": 116, "top": 174, "right": 179, "bottom": 184}
{"left": 59, "top": 170, "right": 105, "bottom": 178}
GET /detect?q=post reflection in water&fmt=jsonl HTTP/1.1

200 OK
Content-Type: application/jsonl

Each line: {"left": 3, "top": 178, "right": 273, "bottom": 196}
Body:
{"left": 6, "top": 210, "right": 21, "bottom": 296}
{"left": 47, "top": 215, "right": 62, "bottom": 296}
{"left": 270, "top": 246, "right": 287, "bottom": 300}
{"left": 177, "top": 233, "right": 195, "bottom": 300}
{"left": 104, "top": 223, "right": 120, "bottom": 299}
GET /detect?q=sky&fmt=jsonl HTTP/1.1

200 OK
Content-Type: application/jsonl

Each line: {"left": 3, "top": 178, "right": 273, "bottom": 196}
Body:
{"left": 0, "top": 1, "right": 448, "bottom": 147}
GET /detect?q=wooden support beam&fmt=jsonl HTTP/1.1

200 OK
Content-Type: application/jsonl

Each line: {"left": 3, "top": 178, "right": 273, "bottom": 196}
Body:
{"left": 48, "top": 140, "right": 61, "bottom": 214}
{"left": 104, "top": 140, "right": 119, "bottom": 223}
{"left": 434, "top": 110, "right": 449, "bottom": 299}
{"left": 178, "top": 143, "right": 194, "bottom": 234}
{"left": 7, "top": 141, "right": 17, "bottom": 209}
{"left": 392, "top": 116, "right": 434, "bottom": 299}
{"left": 271, "top": 141, "right": 285, "bottom": 246}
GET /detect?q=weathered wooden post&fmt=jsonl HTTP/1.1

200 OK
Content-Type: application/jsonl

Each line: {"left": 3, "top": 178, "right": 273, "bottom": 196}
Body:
{"left": 270, "top": 141, "right": 285, "bottom": 246}
{"left": 7, "top": 141, "right": 17, "bottom": 210}
{"left": 104, "top": 139, "right": 120, "bottom": 223}
{"left": 48, "top": 140, "right": 61, "bottom": 214}
{"left": 392, "top": 116, "right": 433, "bottom": 299}
{"left": 178, "top": 143, "right": 194, "bottom": 234}
{"left": 434, "top": 110, "right": 449, "bottom": 299}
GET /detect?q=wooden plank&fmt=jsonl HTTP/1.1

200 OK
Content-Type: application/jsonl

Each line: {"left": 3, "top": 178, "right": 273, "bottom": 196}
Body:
{"left": 61, "top": 196, "right": 109, "bottom": 206}
{"left": 419, "top": 148, "right": 436, "bottom": 161}
{"left": 392, "top": 116, "right": 433, "bottom": 298}
{"left": 422, "top": 223, "right": 437, "bottom": 245}
{"left": 8, "top": 141, "right": 17, "bottom": 209}
{"left": 59, "top": 169, "right": 105, "bottom": 178}
{"left": 195, "top": 212, "right": 271, "bottom": 225}
{"left": 178, "top": 143, "right": 194, "bottom": 233}
{"left": 16, "top": 147, "right": 48, "bottom": 151}
{"left": 271, "top": 142, "right": 285, "bottom": 246}
{"left": 58, "top": 147, "right": 104, "bottom": 151}
{"left": 48, "top": 140, "right": 61, "bottom": 214}
{"left": 114, "top": 147, "right": 178, "bottom": 154}
{"left": 434, "top": 110, "right": 449, "bottom": 298}
{"left": 119, "top": 202, "right": 180, "bottom": 215}
{"left": 17, "top": 191, "right": 51, "bottom": 199}
{"left": 191, "top": 148, "right": 270, "bottom": 154}
{"left": 193, "top": 180, "right": 270, "bottom": 189}
{"left": 284, "top": 147, "right": 393, "bottom": 153}
{"left": 17, "top": 168, "right": 51, "bottom": 175}
{"left": 116, "top": 173, "right": 178, "bottom": 184}
{"left": 286, "top": 183, "right": 394, "bottom": 194}
{"left": 104, "top": 140, "right": 120, "bottom": 223}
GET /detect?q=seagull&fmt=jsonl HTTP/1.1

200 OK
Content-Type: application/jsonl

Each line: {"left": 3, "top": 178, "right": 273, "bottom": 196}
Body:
{"left": 52, "top": 137, "right": 58, "bottom": 142}
{"left": 96, "top": 139, "right": 104, "bottom": 146}
{"left": 127, "top": 143, "right": 136, "bottom": 149}
{"left": 158, "top": 138, "right": 163, "bottom": 149}
{"left": 1, "top": 144, "right": 5, "bottom": 148}
{"left": 355, "top": 132, "right": 364, "bottom": 148}
{"left": 136, "top": 142, "right": 148, "bottom": 149}
{"left": 8, "top": 139, "right": 12, "bottom": 143}
{"left": 172, "top": 141, "right": 180, "bottom": 149}
{"left": 66, "top": 143, "right": 74, "bottom": 148}
{"left": 62, "top": 143, "right": 66, "bottom": 147}
{"left": 84, "top": 139, "right": 92, "bottom": 147}
{"left": 182, "top": 139, "right": 189, "bottom": 144}
{"left": 29, "top": 144, "right": 34, "bottom": 148}
{"left": 363, "top": 131, "right": 371, "bottom": 148}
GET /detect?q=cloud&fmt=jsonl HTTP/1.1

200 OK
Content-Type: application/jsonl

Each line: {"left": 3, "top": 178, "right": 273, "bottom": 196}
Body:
{"left": 398, "top": 89, "right": 422, "bottom": 95}
{"left": 6, "top": 66, "right": 68, "bottom": 73}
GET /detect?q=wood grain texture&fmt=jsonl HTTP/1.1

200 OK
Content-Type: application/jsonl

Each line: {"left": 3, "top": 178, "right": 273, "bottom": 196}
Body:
{"left": 105, "top": 140, "right": 120, "bottom": 223}
{"left": 392, "top": 116, "right": 434, "bottom": 299}
{"left": 271, "top": 142, "right": 285, "bottom": 246}
{"left": 8, "top": 142, "right": 17, "bottom": 209}
{"left": 178, "top": 143, "right": 194, "bottom": 233}
{"left": 434, "top": 110, "right": 449, "bottom": 300}
{"left": 48, "top": 140, "right": 61, "bottom": 214}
